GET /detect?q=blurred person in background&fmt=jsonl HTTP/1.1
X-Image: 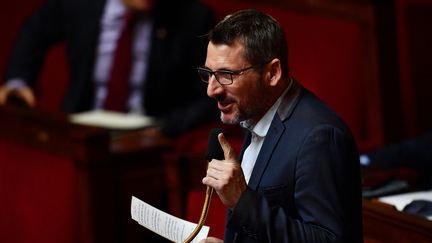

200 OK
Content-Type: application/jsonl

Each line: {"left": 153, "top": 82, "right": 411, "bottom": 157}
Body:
{"left": 0, "top": 0, "right": 218, "bottom": 136}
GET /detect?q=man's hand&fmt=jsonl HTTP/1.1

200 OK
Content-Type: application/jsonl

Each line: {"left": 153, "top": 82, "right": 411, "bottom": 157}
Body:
{"left": 0, "top": 85, "right": 36, "bottom": 107}
{"left": 199, "top": 236, "right": 224, "bottom": 243}
{"left": 202, "top": 133, "right": 246, "bottom": 208}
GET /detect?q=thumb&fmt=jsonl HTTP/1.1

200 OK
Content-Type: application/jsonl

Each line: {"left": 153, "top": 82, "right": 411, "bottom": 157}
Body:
{"left": 218, "top": 133, "right": 236, "bottom": 160}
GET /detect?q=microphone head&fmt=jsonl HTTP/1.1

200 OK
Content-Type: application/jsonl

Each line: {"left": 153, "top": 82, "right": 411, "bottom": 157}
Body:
{"left": 205, "top": 128, "right": 225, "bottom": 162}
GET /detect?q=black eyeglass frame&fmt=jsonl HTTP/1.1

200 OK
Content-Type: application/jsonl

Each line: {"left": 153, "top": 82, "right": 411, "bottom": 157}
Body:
{"left": 197, "top": 60, "right": 271, "bottom": 85}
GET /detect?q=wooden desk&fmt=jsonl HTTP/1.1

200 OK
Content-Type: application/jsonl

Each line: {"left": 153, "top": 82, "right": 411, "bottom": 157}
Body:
{"left": 363, "top": 198, "right": 432, "bottom": 243}
{"left": 0, "top": 105, "right": 172, "bottom": 243}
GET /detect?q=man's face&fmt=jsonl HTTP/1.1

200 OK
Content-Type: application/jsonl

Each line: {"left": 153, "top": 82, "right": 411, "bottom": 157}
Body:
{"left": 205, "top": 41, "right": 269, "bottom": 125}
{"left": 121, "top": 0, "right": 156, "bottom": 12}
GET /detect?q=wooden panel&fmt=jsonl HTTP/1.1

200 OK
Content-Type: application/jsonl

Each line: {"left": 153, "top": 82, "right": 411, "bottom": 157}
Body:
{"left": 363, "top": 199, "right": 432, "bottom": 242}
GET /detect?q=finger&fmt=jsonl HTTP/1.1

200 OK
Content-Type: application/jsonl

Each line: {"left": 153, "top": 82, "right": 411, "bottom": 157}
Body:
{"left": 207, "top": 159, "right": 226, "bottom": 170}
{"left": 218, "top": 133, "right": 236, "bottom": 160}
{"left": 0, "top": 87, "right": 7, "bottom": 104}
{"left": 18, "top": 88, "right": 36, "bottom": 107}
{"left": 198, "top": 237, "right": 223, "bottom": 243}
{"left": 202, "top": 175, "right": 220, "bottom": 188}
{"left": 0, "top": 86, "right": 16, "bottom": 104}
{"left": 206, "top": 164, "right": 223, "bottom": 179}
{"left": 205, "top": 237, "right": 224, "bottom": 243}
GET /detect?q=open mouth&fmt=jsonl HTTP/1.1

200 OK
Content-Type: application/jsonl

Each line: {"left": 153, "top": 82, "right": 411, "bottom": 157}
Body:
{"left": 218, "top": 101, "right": 233, "bottom": 113}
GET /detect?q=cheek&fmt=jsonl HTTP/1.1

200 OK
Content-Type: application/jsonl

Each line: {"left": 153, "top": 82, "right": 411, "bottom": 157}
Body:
{"left": 236, "top": 82, "right": 257, "bottom": 102}
{"left": 240, "top": 82, "right": 266, "bottom": 114}
{"left": 227, "top": 74, "right": 262, "bottom": 108}
{"left": 228, "top": 88, "right": 252, "bottom": 114}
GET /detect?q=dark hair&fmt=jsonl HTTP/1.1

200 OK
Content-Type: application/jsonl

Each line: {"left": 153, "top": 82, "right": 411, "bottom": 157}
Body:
{"left": 208, "top": 9, "right": 289, "bottom": 78}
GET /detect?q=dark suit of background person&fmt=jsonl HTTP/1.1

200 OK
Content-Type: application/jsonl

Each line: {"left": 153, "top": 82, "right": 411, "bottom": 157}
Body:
{"left": 223, "top": 81, "right": 363, "bottom": 243}
{"left": 363, "top": 130, "right": 432, "bottom": 170}
{"left": 2, "top": 0, "right": 218, "bottom": 136}
{"left": 361, "top": 130, "right": 432, "bottom": 189}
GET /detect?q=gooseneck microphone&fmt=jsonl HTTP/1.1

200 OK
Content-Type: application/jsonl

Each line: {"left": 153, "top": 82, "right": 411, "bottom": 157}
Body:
{"left": 183, "top": 128, "right": 225, "bottom": 243}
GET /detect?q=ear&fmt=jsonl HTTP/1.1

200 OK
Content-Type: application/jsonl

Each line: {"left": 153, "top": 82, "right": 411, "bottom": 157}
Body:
{"left": 265, "top": 59, "right": 282, "bottom": 86}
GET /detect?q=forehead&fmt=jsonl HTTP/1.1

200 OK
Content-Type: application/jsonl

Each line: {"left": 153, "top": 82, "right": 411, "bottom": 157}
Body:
{"left": 205, "top": 40, "right": 248, "bottom": 69}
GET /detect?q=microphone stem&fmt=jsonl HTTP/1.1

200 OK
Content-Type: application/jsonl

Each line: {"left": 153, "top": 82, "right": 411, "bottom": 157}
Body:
{"left": 183, "top": 186, "right": 213, "bottom": 243}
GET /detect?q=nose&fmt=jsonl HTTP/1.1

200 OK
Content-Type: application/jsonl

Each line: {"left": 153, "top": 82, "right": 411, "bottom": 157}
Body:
{"left": 207, "top": 75, "right": 223, "bottom": 98}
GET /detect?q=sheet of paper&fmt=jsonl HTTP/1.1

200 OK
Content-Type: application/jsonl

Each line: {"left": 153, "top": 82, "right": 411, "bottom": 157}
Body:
{"left": 70, "top": 110, "right": 156, "bottom": 130}
{"left": 379, "top": 190, "right": 432, "bottom": 220}
{"left": 131, "top": 196, "right": 209, "bottom": 243}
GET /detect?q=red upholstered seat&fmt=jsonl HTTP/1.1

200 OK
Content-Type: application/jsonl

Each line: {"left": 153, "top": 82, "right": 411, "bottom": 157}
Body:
{"left": 0, "top": 140, "right": 78, "bottom": 243}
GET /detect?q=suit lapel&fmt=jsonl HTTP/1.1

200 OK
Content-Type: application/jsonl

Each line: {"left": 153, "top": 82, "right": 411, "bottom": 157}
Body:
{"left": 247, "top": 117, "right": 285, "bottom": 190}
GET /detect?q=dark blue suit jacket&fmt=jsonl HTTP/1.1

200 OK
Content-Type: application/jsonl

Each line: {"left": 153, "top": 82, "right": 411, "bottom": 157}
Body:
{"left": 224, "top": 81, "right": 363, "bottom": 242}
{"left": 5, "top": 0, "right": 218, "bottom": 136}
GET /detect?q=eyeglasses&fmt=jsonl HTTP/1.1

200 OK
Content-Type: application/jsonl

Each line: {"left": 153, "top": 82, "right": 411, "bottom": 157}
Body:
{"left": 197, "top": 61, "right": 270, "bottom": 85}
